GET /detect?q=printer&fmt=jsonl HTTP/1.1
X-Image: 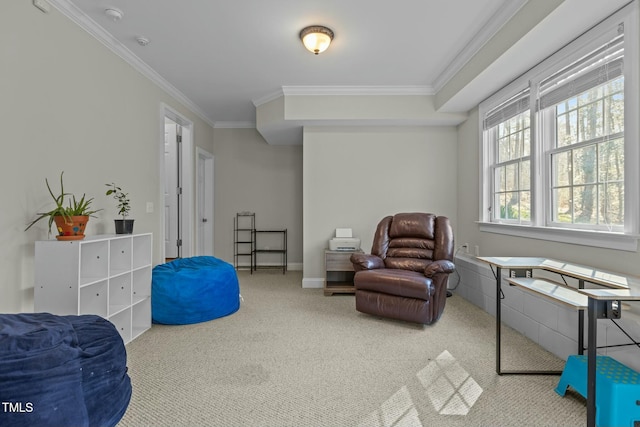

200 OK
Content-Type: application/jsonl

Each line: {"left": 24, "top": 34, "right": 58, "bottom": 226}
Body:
{"left": 329, "top": 228, "right": 361, "bottom": 251}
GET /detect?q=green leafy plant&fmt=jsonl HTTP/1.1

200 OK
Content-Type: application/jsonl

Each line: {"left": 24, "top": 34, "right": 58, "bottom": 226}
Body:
{"left": 25, "top": 172, "right": 101, "bottom": 232}
{"left": 105, "top": 183, "right": 131, "bottom": 220}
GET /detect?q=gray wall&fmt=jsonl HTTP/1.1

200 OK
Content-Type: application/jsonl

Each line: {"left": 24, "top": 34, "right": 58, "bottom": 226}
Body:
{"left": 1, "top": 1, "right": 214, "bottom": 312}
{"left": 213, "top": 128, "right": 303, "bottom": 268}
{"left": 302, "top": 126, "right": 458, "bottom": 286}
{"left": 5, "top": 0, "right": 639, "bottom": 315}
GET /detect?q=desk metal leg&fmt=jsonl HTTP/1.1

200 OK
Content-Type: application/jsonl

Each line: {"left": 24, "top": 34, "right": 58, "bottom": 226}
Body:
{"left": 496, "top": 267, "right": 502, "bottom": 374}
{"left": 586, "top": 298, "right": 597, "bottom": 427}
{"left": 578, "top": 279, "right": 585, "bottom": 355}
{"left": 578, "top": 311, "right": 585, "bottom": 355}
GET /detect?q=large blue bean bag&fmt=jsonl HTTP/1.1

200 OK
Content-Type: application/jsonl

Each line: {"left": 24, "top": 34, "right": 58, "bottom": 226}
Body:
{"left": 0, "top": 313, "right": 131, "bottom": 427}
{"left": 152, "top": 256, "right": 240, "bottom": 325}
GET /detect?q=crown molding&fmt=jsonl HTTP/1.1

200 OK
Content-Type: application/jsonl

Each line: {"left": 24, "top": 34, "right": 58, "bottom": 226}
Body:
{"left": 252, "top": 89, "right": 285, "bottom": 107}
{"left": 252, "top": 85, "right": 434, "bottom": 107}
{"left": 48, "top": 0, "right": 216, "bottom": 128}
{"left": 213, "top": 121, "right": 256, "bottom": 129}
{"left": 282, "top": 85, "right": 434, "bottom": 96}
{"left": 432, "top": 0, "right": 529, "bottom": 92}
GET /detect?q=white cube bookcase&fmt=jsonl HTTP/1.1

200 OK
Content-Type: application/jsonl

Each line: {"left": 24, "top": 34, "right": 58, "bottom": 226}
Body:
{"left": 35, "top": 233, "right": 152, "bottom": 344}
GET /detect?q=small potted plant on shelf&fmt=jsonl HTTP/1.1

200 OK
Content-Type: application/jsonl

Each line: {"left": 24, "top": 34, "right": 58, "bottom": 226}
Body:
{"left": 105, "top": 182, "right": 134, "bottom": 234}
{"left": 25, "top": 172, "right": 101, "bottom": 240}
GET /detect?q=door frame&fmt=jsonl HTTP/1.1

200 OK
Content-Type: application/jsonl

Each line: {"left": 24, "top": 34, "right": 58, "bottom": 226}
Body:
{"left": 159, "top": 103, "right": 193, "bottom": 260}
{"left": 196, "top": 147, "right": 214, "bottom": 256}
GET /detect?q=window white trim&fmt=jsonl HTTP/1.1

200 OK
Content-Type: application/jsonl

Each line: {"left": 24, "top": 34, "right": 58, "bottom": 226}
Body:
{"left": 622, "top": 2, "right": 640, "bottom": 236}
{"left": 478, "top": 2, "right": 639, "bottom": 251}
{"left": 478, "top": 221, "right": 638, "bottom": 251}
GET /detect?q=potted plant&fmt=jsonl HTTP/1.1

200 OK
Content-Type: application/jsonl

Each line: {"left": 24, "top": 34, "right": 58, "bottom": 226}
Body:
{"left": 105, "top": 182, "right": 134, "bottom": 234}
{"left": 25, "top": 172, "right": 101, "bottom": 240}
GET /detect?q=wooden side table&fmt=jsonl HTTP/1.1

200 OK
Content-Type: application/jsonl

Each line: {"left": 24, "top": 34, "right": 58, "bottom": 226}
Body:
{"left": 324, "top": 249, "right": 362, "bottom": 296}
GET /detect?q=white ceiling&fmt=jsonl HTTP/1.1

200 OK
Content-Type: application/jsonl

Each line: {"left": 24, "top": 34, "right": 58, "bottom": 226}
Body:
{"left": 53, "top": 0, "right": 515, "bottom": 127}
{"left": 50, "top": 0, "right": 634, "bottom": 129}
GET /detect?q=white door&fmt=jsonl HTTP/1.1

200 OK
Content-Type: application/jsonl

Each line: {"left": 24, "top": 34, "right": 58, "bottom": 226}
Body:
{"left": 161, "top": 105, "right": 193, "bottom": 260}
{"left": 164, "top": 120, "right": 180, "bottom": 258}
{"left": 196, "top": 148, "right": 214, "bottom": 256}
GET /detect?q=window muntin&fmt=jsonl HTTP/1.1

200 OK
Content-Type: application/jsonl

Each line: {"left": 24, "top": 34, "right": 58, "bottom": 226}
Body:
{"left": 548, "top": 76, "right": 624, "bottom": 230}
{"left": 492, "top": 111, "right": 531, "bottom": 222}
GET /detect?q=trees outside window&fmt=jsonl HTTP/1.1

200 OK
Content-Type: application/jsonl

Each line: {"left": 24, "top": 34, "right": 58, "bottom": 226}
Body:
{"left": 549, "top": 77, "right": 624, "bottom": 229}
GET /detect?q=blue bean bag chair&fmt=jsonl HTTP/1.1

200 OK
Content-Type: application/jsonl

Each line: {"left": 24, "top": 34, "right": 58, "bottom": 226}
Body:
{"left": 0, "top": 313, "right": 131, "bottom": 427}
{"left": 152, "top": 256, "right": 240, "bottom": 325}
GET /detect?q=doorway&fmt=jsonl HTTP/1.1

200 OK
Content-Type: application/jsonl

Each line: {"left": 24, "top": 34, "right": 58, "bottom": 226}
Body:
{"left": 164, "top": 118, "right": 181, "bottom": 259}
{"left": 196, "top": 147, "right": 214, "bottom": 256}
{"left": 161, "top": 105, "right": 193, "bottom": 260}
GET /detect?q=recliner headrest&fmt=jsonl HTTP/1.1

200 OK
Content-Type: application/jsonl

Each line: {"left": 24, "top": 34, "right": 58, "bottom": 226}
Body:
{"left": 389, "top": 213, "right": 435, "bottom": 240}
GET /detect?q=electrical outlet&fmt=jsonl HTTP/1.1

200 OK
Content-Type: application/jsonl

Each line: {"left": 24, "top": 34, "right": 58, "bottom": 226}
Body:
{"left": 474, "top": 245, "right": 480, "bottom": 256}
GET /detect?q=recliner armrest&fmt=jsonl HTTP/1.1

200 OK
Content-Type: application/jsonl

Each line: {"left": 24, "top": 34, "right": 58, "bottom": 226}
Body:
{"left": 350, "top": 253, "right": 385, "bottom": 271}
{"left": 424, "top": 260, "right": 455, "bottom": 277}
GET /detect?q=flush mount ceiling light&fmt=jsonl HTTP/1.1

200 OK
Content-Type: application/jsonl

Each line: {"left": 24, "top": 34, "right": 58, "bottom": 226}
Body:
{"left": 104, "top": 8, "right": 123, "bottom": 21}
{"left": 299, "top": 25, "right": 334, "bottom": 55}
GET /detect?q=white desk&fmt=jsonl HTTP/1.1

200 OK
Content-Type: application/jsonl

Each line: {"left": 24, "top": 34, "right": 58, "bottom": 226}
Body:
{"left": 478, "top": 256, "right": 640, "bottom": 290}
{"left": 477, "top": 257, "right": 578, "bottom": 375}
{"left": 477, "top": 256, "right": 640, "bottom": 427}
{"left": 505, "top": 277, "right": 588, "bottom": 309}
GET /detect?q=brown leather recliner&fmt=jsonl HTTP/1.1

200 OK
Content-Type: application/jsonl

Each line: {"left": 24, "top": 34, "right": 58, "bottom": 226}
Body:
{"left": 350, "top": 213, "right": 455, "bottom": 325}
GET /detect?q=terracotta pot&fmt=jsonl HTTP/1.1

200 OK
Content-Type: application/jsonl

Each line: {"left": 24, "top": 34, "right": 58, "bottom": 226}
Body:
{"left": 54, "top": 215, "right": 89, "bottom": 240}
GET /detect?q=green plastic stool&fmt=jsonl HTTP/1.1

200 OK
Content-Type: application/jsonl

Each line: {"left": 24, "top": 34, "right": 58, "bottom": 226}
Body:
{"left": 556, "top": 355, "right": 640, "bottom": 427}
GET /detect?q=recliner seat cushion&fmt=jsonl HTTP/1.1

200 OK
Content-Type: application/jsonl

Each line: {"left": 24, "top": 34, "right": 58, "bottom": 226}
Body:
{"left": 384, "top": 256, "right": 431, "bottom": 272}
{"left": 354, "top": 269, "right": 434, "bottom": 301}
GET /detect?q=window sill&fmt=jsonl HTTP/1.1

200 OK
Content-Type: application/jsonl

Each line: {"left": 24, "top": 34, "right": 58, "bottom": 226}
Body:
{"left": 477, "top": 221, "right": 639, "bottom": 252}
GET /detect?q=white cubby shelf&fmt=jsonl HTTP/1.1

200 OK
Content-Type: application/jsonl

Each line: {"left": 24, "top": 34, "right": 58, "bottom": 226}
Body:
{"left": 35, "top": 233, "right": 152, "bottom": 344}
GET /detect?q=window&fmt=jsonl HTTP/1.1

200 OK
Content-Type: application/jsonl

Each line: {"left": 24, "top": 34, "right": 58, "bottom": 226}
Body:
{"left": 495, "top": 110, "right": 531, "bottom": 222}
{"left": 540, "top": 34, "right": 625, "bottom": 231}
{"left": 479, "top": 5, "right": 639, "bottom": 250}
{"left": 548, "top": 77, "right": 624, "bottom": 229}
{"left": 484, "top": 90, "right": 531, "bottom": 223}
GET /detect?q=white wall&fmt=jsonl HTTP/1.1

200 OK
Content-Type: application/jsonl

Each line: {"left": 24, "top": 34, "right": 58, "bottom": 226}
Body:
{"left": 213, "top": 128, "right": 303, "bottom": 268}
{"left": 1, "top": 1, "right": 214, "bottom": 312}
{"left": 302, "top": 126, "right": 458, "bottom": 286}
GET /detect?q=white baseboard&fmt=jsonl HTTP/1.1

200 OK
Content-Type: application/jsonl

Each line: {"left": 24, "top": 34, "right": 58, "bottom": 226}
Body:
{"left": 302, "top": 278, "right": 324, "bottom": 289}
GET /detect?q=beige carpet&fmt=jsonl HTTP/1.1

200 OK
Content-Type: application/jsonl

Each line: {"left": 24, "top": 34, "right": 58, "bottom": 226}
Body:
{"left": 117, "top": 270, "right": 586, "bottom": 427}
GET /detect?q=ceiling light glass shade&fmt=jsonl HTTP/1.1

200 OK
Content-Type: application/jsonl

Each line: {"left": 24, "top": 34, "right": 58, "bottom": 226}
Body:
{"left": 300, "top": 26, "right": 334, "bottom": 55}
